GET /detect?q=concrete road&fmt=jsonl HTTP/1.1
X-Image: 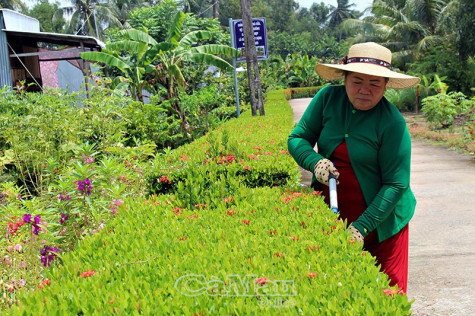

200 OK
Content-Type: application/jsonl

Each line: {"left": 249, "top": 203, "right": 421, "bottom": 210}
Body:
{"left": 288, "top": 98, "right": 475, "bottom": 315}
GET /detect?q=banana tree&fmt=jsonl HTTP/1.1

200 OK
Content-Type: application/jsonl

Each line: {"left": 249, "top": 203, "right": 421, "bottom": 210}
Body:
{"left": 80, "top": 31, "right": 157, "bottom": 101}
{"left": 123, "top": 10, "right": 239, "bottom": 135}
{"left": 80, "top": 10, "right": 238, "bottom": 107}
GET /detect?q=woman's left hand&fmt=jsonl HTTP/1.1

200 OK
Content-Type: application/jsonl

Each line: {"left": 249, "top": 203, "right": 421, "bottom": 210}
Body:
{"left": 349, "top": 225, "right": 364, "bottom": 243}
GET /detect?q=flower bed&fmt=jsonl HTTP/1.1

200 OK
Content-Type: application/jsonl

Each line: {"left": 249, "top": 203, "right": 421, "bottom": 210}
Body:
{"left": 2, "top": 90, "right": 412, "bottom": 314}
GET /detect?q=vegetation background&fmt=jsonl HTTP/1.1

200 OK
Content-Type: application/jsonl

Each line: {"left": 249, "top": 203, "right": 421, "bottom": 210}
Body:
{"left": 0, "top": 0, "right": 473, "bottom": 313}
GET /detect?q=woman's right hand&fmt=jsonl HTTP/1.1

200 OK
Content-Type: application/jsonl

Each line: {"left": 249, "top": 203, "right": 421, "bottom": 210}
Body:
{"left": 313, "top": 158, "right": 339, "bottom": 186}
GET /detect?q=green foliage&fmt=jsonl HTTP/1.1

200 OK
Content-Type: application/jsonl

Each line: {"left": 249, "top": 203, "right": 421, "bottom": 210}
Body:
{"left": 4, "top": 90, "right": 412, "bottom": 314}
{"left": 267, "top": 32, "right": 343, "bottom": 60}
{"left": 126, "top": 0, "right": 230, "bottom": 46}
{"left": 28, "top": 0, "right": 66, "bottom": 33}
{"left": 385, "top": 88, "right": 417, "bottom": 112}
{"left": 421, "top": 91, "right": 475, "bottom": 129}
{"left": 407, "top": 43, "right": 475, "bottom": 96}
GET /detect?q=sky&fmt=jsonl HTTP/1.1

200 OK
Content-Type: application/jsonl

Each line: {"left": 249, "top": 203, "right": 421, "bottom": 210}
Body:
{"left": 296, "top": 0, "right": 373, "bottom": 13}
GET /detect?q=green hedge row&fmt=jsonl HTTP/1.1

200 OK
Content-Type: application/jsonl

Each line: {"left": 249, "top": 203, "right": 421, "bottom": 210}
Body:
{"left": 8, "top": 90, "right": 412, "bottom": 314}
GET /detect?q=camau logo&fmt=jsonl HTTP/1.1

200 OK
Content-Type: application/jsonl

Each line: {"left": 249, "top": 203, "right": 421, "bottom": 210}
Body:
{"left": 174, "top": 274, "right": 297, "bottom": 298}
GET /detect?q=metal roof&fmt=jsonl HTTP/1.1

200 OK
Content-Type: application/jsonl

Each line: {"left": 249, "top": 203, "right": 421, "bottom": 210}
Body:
{"left": 0, "top": 8, "right": 39, "bottom": 32}
{"left": 3, "top": 29, "right": 105, "bottom": 48}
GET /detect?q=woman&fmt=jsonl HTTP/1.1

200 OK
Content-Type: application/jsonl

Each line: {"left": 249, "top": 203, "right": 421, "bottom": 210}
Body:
{"left": 287, "top": 42, "right": 420, "bottom": 293}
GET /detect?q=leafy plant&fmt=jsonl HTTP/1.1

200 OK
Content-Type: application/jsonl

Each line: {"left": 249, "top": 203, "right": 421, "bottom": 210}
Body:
{"left": 422, "top": 91, "right": 475, "bottom": 129}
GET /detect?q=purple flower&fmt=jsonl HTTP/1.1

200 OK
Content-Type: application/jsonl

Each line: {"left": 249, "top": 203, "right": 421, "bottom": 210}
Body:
{"left": 59, "top": 213, "right": 69, "bottom": 225}
{"left": 40, "top": 246, "right": 58, "bottom": 267}
{"left": 34, "top": 215, "right": 41, "bottom": 224}
{"left": 77, "top": 178, "right": 93, "bottom": 195}
{"left": 59, "top": 193, "right": 70, "bottom": 201}
{"left": 32, "top": 224, "right": 41, "bottom": 235}
{"left": 77, "top": 180, "right": 85, "bottom": 191}
{"left": 23, "top": 214, "right": 31, "bottom": 223}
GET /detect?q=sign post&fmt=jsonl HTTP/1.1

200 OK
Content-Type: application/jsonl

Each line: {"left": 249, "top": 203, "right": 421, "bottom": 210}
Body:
{"left": 229, "top": 17, "right": 268, "bottom": 117}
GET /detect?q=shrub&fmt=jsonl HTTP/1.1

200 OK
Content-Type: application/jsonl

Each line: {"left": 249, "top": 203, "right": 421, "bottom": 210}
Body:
{"left": 2, "top": 89, "right": 413, "bottom": 314}
{"left": 385, "top": 88, "right": 417, "bottom": 112}
{"left": 8, "top": 188, "right": 412, "bottom": 315}
{"left": 421, "top": 92, "right": 475, "bottom": 129}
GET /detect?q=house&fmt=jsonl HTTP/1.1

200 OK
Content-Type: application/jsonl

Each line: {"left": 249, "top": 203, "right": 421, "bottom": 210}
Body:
{"left": 0, "top": 9, "right": 104, "bottom": 93}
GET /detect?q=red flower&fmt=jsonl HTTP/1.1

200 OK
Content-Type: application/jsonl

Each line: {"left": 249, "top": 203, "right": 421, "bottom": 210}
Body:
{"left": 38, "top": 279, "right": 51, "bottom": 290}
{"left": 269, "top": 229, "right": 277, "bottom": 235}
{"left": 255, "top": 277, "right": 269, "bottom": 286}
{"left": 223, "top": 197, "right": 234, "bottom": 203}
{"left": 242, "top": 219, "right": 250, "bottom": 225}
{"left": 79, "top": 270, "right": 96, "bottom": 278}
{"left": 307, "top": 272, "right": 318, "bottom": 279}
{"left": 290, "top": 236, "right": 299, "bottom": 241}
{"left": 383, "top": 289, "right": 405, "bottom": 296}
{"left": 243, "top": 165, "right": 251, "bottom": 171}
{"left": 226, "top": 209, "right": 236, "bottom": 216}
{"left": 159, "top": 175, "right": 171, "bottom": 184}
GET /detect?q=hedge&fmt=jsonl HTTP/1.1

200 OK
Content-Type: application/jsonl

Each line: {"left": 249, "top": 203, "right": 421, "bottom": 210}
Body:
{"left": 6, "top": 90, "right": 412, "bottom": 315}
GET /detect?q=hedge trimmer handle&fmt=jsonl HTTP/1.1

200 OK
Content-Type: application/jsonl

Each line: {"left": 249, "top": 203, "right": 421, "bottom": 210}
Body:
{"left": 328, "top": 173, "right": 338, "bottom": 214}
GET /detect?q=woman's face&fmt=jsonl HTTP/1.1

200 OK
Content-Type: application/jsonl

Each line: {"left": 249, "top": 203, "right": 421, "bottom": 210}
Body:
{"left": 344, "top": 72, "right": 387, "bottom": 111}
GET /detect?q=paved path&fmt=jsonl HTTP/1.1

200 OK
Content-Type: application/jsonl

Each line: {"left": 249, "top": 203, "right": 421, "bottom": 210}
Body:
{"left": 288, "top": 98, "right": 475, "bottom": 315}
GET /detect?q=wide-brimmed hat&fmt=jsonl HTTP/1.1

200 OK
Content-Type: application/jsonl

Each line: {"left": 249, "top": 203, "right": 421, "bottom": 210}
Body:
{"left": 315, "top": 42, "right": 420, "bottom": 89}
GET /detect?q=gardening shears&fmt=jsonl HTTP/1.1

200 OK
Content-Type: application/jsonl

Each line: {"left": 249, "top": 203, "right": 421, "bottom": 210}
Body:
{"left": 328, "top": 173, "right": 338, "bottom": 214}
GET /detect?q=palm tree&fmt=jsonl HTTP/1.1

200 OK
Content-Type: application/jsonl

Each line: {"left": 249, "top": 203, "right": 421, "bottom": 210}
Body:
{"left": 328, "top": 0, "right": 357, "bottom": 40}
{"left": 113, "top": 0, "right": 149, "bottom": 28}
{"left": 0, "top": 0, "right": 27, "bottom": 11}
{"left": 341, "top": 0, "right": 459, "bottom": 67}
{"left": 62, "top": 0, "right": 122, "bottom": 39}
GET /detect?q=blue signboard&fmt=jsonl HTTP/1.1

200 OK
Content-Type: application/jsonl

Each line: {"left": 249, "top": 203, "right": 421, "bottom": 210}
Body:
{"left": 231, "top": 18, "right": 268, "bottom": 62}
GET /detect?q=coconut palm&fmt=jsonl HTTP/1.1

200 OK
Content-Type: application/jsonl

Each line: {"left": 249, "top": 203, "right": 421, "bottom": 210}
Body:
{"left": 0, "top": 0, "right": 27, "bottom": 11}
{"left": 328, "top": 0, "right": 357, "bottom": 40}
{"left": 62, "top": 0, "right": 122, "bottom": 39}
{"left": 341, "top": 0, "right": 459, "bottom": 67}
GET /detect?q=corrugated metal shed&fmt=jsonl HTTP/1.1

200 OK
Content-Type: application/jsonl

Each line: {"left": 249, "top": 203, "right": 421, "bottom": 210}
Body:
{"left": 0, "top": 9, "right": 103, "bottom": 92}
{"left": 1, "top": 8, "right": 40, "bottom": 32}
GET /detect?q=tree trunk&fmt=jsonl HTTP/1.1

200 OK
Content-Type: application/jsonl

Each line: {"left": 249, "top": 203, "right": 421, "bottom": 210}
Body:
{"left": 212, "top": 0, "right": 219, "bottom": 19}
{"left": 240, "top": 0, "right": 264, "bottom": 116}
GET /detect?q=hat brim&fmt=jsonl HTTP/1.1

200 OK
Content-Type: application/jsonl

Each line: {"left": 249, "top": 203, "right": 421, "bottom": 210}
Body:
{"left": 315, "top": 63, "right": 420, "bottom": 89}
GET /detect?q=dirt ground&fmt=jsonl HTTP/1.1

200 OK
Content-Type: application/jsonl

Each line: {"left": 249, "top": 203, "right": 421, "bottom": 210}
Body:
{"left": 288, "top": 98, "right": 475, "bottom": 315}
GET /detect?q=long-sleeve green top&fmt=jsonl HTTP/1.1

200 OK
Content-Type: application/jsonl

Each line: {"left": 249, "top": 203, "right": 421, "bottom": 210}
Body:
{"left": 288, "top": 85, "right": 416, "bottom": 242}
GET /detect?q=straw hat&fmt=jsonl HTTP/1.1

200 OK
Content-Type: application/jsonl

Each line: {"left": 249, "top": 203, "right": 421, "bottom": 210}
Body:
{"left": 315, "top": 42, "right": 420, "bottom": 89}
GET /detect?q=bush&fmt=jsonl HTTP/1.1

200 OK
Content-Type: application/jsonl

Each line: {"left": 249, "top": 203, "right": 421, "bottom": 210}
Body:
{"left": 385, "top": 88, "right": 417, "bottom": 112}
{"left": 2, "top": 90, "right": 413, "bottom": 314}
{"left": 421, "top": 92, "right": 475, "bottom": 129}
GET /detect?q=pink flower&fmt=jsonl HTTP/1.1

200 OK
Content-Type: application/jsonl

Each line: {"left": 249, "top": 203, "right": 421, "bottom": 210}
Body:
{"left": 84, "top": 156, "right": 94, "bottom": 164}
{"left": 14, "top": 244, "right": 22, "bottom": 251}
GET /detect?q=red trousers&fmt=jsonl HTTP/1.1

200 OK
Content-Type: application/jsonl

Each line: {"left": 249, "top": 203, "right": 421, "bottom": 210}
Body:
{"left": 323, "top": 142, "right": 409, "bottom": 292}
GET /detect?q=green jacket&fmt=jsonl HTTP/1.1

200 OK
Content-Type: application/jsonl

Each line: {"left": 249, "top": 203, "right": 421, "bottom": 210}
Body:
{"left": 287, "top": 85, "right": 416, "bottom": 242}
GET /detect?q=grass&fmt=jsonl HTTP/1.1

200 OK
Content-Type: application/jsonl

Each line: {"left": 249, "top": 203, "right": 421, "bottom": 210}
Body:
{"left": 403, "top": 113, "right": 475, "bottom": 158}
